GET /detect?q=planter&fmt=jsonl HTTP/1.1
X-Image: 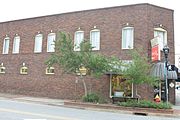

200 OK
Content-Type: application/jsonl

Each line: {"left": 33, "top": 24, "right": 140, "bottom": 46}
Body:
{"left": 64, "top": 101, "right": 173, "bottom": 115}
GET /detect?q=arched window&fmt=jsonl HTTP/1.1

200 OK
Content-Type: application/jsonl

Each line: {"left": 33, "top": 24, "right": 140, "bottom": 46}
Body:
{"left": 34, "top": 33, "right": 43, "bottom": 53}
{"left": 47, "top": 33, "right": 56, "bottom": 52}
{"left": 3, "top": 36, "right": 10, "bottom": 54}
{"left": 74, "top": 30, "right": 84, "bottom": 51}
{"left": 90, "top": 29, "right": 100, "bottom": 50}
{"left": 154, "top": 28, "right": 167, "bottom": 50}
{"left": 122, "top": 27, "right": 134, "bottom": 49}
{"left": 13, "top": 35, "right": 20, "bottom": 54}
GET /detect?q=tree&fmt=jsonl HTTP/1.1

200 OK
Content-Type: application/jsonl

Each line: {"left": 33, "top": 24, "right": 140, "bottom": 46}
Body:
{"left": 122, "top": 48, "right": 158, "bottom": 99}
{"left": 45, "top": 32, "right": 122, "bottom": 96}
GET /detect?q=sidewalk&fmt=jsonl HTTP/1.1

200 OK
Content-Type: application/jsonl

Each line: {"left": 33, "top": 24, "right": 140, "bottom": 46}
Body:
{"left": 0, "top": 93, "right": 180, "bottom": 118}
{"left": 0, "top": 93, "right": 64, "bottom": 106}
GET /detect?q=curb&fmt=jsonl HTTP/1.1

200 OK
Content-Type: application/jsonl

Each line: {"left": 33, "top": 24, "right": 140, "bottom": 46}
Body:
{"left": 64, "top": 101, "right": 180, "bottom": 118}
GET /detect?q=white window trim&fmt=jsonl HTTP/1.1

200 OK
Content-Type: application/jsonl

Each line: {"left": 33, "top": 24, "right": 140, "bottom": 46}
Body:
{"left": 74, "top": 30, "right": 84, "bottom": 51}
{"left": 47, "top": 33, "right": 56, "bottom": 52}
{"left": 122, "top": 27, "right": 134, "bottom": 49}
{"left": 154, "top": 28, "right": 167, "bottom": 51}
{"left": 34, "top": 33, "right": 43, "bottom": 53}
{"left": 90, "top": 29, "right": 100, "bottom": 50}
{"left": 12, "top": 36, "right": 20, "bottom": 54}
{"left": 2, "top": 37, "right": 10, "bottom": 54}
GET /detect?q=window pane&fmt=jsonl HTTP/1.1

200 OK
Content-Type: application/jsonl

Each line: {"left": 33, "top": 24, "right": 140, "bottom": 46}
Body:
{"left": 111, "top": 75, "right": 132, "bottom": 97}
{"left": 154, "top": 30, "right": 166, "bottom": 50}
{"left": 90, "top": 30, "right": 100, "bottom": 50}
{"left": 13, "top": 36, "right": 20, "bottom": 54}
{"left": 3, "top": 37, "right": 10, "bottom": 54}
{"left": 34, "top": 34, "right": 43, "bottom": 53}
{"left": 122, "top": 27, "right": 134, "bottom": 49}
{"left": 74, "top": 31, "right": 84, "bottom": 51}
{"left": 47, "top": 33, "right": 56, "bottom": 52}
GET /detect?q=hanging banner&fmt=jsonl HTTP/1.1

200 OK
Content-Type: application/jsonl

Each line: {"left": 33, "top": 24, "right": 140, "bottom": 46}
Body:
{"left": 151, "top": 37, "right": 159, "bottom": 47}
{"left": 151, "top": 45, "right": 160, "bottom": 62}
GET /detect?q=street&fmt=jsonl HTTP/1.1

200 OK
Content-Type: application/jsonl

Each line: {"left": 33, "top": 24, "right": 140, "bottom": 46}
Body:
{"left": 0, "top": 98, "right": 179, "bottom": 120}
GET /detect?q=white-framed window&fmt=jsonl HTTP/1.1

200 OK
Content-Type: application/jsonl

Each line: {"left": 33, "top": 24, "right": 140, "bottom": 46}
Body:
{"left": 90, "top": 29, "right": 100, "bottom": 50}
{"left": 12, "top": 36, "right": 20, "bottom": 54}
{"left": 3, "top": 37, "right": 10, "bottom": 54}
{"left": 34, "top": 33, "right": 43, "bottom": 53}
{"left": 122, "top": 27, "right": 134, "bottom": 49}
{"left": 74, "top": 31, "right": 84, "bottom": 51}
{"left": 47, "top": 33, "right": 56, "bottom": 52}
{"left": 110, "top": 75, "right": 133, "bottom": 98}
{"left": 154, "top": 28, "right": 167, "bottom": 50}
{"left": 46, "top": 67, "right": 55, "bottom": 74}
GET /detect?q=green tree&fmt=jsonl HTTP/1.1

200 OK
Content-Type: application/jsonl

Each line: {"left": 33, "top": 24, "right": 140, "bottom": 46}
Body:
{"left": 122, "top": 48, "right": 158, "bottom": 99}
{"left": 45, "top": 32, "right": 122, "bottom": 96}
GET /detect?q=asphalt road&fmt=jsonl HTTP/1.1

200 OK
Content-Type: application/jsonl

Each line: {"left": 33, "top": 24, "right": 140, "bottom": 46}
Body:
{"left": 0, "top": 98, "right": 179, "bottom": 120}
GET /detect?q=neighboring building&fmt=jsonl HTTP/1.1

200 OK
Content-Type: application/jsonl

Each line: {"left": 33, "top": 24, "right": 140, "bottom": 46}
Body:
{"left": 0, "top": 3, "right": 175, "bottom": 103}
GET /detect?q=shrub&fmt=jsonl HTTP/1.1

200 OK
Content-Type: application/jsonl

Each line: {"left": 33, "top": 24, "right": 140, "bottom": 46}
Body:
{"left": 82, "top": 93, "right": 99, "bottom": 103}
{"left": 117, "top": 100, "right": 172, "bottom": 109}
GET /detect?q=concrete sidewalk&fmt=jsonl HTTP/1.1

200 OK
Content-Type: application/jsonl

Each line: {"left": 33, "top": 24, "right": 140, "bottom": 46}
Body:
{"left": 0, "top": 93, "right": 64, "bottom": 106}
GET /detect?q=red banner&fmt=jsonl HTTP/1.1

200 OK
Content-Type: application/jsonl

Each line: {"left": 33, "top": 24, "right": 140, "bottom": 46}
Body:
{"left": 152, "top": 45, "right": 160, "bottom": 62}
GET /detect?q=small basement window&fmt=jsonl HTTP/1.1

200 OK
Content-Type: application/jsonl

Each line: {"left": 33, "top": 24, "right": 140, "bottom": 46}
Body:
{"left": 0, "top": 63, "right": 5, "bottom": 74}
{"left": 46, "top": 67, "right": 55, "bottom": 74}
{"left": 20, "top": 63, "right": 28, "bottom": 75}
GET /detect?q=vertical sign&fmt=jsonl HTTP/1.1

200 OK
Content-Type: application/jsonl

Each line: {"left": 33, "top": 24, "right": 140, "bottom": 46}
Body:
{"left": 151, "top": 37, "right": 160, "bottom": 62}
{"left": 151, "top": 45, "right": 160, "bottom": 62}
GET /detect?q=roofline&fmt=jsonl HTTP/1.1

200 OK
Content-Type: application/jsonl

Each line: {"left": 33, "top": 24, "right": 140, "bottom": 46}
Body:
{"left": 0, "top": 3, "right": 173, "bottom": 24}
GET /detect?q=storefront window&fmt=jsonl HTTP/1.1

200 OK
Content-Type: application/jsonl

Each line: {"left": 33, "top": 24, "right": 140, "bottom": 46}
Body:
{"left": 111, "top": 75, "right": 132, "bottom": 97}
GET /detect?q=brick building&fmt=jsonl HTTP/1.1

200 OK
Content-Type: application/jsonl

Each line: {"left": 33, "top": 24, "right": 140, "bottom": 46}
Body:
{"left": 0, "top": 3, "right": 175, "bottom": 103}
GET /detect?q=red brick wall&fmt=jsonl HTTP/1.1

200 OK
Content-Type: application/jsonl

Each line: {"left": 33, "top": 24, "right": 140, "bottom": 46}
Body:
{"left": 0, "top": 3, "right": 174, "bottom": 100}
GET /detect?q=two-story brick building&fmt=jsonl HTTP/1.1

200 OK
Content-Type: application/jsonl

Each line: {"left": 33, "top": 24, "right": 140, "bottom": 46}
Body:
{"left": 0, "top": 3, "right": 175, "bottom": 103}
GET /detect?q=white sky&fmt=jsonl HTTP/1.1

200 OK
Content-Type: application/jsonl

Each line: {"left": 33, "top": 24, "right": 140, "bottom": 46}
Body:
{"left": 0, "top": 0, "right": 179, "bottom": 54}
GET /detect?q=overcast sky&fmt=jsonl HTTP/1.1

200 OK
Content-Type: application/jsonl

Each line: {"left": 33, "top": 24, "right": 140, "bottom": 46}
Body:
{"left": 0, "top": 0, "right": 179, "bottom": 53}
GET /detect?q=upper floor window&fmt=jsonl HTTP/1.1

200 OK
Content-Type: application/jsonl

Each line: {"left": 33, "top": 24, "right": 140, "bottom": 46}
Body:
{"left": 90, "top": 29, "right": 100, "bottom": 50}
{"left": 47, "top": 33, "right": 56, "bottom": 52}
{"left": 34, "top": 33, "right": 43, "bottom": 53}
{"left": 122, "top": 27, "right": 134, "bottom": 49}
{"left": 154, "top": 28, "right": 167, "bottom": 50}
{"left": 3, "top": 36, "right": 10, "bottom": 54}
{"left": 74, "top": 30, "right": 84, "bottom": 51}
{"left": 13, "top": 35, "right": 20, "bottom": 54}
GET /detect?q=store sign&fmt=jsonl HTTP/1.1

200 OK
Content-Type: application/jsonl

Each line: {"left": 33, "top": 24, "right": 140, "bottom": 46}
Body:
{"left": 151, "top": 37, "right": 160, "bottom": 62}
{"left": 151, "top": 45, "right": 160, "bottom": 62}
{"left": 151, "top": 37, "right": 159, "bottom": 47}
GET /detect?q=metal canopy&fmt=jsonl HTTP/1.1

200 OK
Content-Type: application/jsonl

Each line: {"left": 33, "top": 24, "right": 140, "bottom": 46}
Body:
{"left": 151, "top": 62, "right": 177, "bottom": 80}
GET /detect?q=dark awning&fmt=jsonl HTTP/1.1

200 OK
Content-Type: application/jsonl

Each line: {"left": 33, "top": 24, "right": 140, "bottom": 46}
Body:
{"left": 168, "top": 71, "right": 177, "bottom": 79}
{"left": 151, "top": 62, "right": 177, "bottom": 80}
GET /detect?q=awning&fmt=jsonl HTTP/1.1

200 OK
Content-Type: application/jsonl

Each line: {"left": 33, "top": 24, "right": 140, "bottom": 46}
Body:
{"left": 151, "top": 62, "right": 177, "bottom": 80}
{"left": 151, "top": 62, "right": 164, "bottom": 80}
{"left": 168, "top": 71, "right": 178, "bottom": 79}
